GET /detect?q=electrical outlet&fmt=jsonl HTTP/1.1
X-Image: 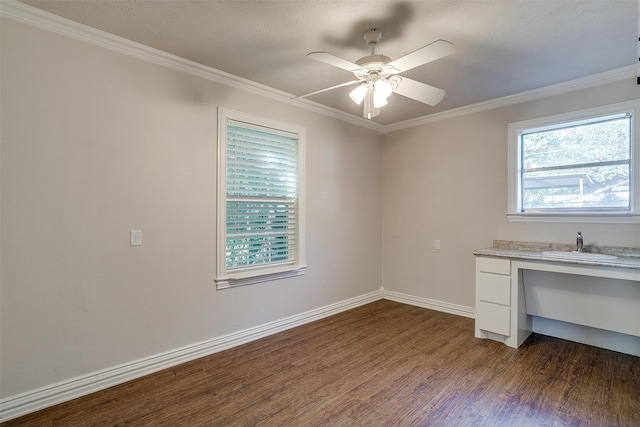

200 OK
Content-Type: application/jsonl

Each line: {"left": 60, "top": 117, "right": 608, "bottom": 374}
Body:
{"left": 130, "top": 230, "right": 142, "bottom": 247}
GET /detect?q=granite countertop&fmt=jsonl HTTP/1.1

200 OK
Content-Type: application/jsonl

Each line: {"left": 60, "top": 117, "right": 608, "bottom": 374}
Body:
{"left": 474, "top": 240, "right": 640, "bottom": 270}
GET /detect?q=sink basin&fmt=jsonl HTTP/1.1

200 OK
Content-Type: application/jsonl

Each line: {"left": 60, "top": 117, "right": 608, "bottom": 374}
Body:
{"left": 542, "top": 251, "right": 618, "bottom": 261}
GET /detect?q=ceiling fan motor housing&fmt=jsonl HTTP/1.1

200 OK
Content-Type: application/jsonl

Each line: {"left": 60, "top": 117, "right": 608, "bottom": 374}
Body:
{"left": 356, "top": 54, "right": 392, "bottom": 71}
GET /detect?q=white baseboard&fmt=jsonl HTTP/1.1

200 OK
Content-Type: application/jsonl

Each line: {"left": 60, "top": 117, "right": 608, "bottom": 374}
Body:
{"left": 382, "top": 288, "right": 475, "bottom": 319}
{"left": 0, "top": 289, "right": 383, "bottom": 422}
{"left": 0, "top": 289, "right": 472, "bottom": 422}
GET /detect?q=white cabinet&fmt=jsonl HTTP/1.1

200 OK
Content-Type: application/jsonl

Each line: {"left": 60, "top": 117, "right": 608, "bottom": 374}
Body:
{"left": 475, "top": 257, "right": 512, "bottom": 343}
{"left": 477, "top": 302, "right": 510, "bottom": 336}
{"left": 474, "top": 250, "right": 638, "bottom": 353}
{"left": 477, "top": 272, "right": 511, "bottom": 305}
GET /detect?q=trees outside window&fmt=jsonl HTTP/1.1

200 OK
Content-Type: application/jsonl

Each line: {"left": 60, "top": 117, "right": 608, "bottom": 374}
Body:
{"left": 520, "top": 115, "right": 630, "bottom": 211}
{"left": 507, "top": 101, "right": 640, "bottom": 223}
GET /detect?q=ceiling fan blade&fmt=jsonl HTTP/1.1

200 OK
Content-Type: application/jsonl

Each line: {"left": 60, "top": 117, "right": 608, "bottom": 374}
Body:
{"left": 393, "top": 77, "right": 446, "bottom": 106}
{"left": 292, "top": 80, "right": 361, "bottom": 100}
{"left": 307, "top": 52, "right": 365, "bottom": 73}
{"left": 386, "top": 40, "right": 456, "bottom": 73}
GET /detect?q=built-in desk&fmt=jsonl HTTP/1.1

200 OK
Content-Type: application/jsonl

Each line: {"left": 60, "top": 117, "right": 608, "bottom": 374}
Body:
{"left": 473, "top": 241, "right": 640, "bottom": 356}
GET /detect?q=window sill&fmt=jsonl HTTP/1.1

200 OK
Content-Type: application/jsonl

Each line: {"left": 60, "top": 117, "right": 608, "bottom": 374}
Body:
{"left": 215, "top": 265, "right": 307, "bottom": 290}
{"left": 506, "top": 212, "right": 640, "bottom": 224}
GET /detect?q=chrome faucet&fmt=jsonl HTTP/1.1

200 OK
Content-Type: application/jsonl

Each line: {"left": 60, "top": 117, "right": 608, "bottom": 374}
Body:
{"left": 576, "top": 231, "right": 583, "bottom": 252}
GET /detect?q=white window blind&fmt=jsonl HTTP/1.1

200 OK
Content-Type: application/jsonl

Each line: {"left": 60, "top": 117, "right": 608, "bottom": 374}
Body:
{"left": 216, "top": 108, "right": 306, "bottom": 289}
{"left": 225, "top": 122, "right": 298, "bottom": 270}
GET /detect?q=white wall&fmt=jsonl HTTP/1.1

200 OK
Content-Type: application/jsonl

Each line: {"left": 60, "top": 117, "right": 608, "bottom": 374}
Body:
{"left": 0, "top": 18, "right": 383, "bottom": 398}
{"left": 383, "top": 78, "right": 640, "bottom": 309}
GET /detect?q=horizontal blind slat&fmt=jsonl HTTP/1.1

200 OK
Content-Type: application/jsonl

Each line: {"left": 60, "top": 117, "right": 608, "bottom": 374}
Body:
{"left": 227, "top": 140, "right": 297, "bottom": 159}
{"left": 225, "top": 120, "right": 299, "bottom": 270}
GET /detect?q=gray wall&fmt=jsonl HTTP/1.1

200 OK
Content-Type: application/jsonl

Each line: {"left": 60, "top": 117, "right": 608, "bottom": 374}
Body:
{"left": 0, "top": 18, "right": 383, "bottom": 398}
{"left": 382, "top": 79, "right": 640, "bottom": 308}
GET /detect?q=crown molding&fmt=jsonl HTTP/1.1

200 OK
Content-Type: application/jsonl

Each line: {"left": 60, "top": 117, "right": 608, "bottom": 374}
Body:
{"left": 382, "top": 65, "right": 637, "bottom": 133}
{"left": 1, "top": 0, "right": 634, "bottom": 135}
{"left": 0, "top": 0, "right": 383, "bottom": 133}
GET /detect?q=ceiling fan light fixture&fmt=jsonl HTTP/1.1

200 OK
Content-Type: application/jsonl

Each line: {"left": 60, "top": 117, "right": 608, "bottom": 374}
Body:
{"left": 303, "top": 30, "right": 456, "bottom": 120}
{"left": 374, "top": 78, "right": 393, "bottom": 99}
{"left": 349, "top": 83, "right": 368, "bottom": 105}
{"left": 388, "top": 75, "right": 402, "bottom": 90}
{"left": 363, "top": 89, "right": 380, "bottom": 119}
{"left": 373, "top": 90, "right": 388, "bottom": 108}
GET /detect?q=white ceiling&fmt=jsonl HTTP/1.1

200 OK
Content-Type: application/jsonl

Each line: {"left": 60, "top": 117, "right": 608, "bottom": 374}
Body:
{"left": 17, "top": 0, "right": 640, "bottom": 125}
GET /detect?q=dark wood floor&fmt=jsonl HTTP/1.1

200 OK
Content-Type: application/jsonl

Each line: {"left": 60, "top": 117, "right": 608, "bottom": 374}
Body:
{"left": 3, "top": 300, "right": 639, "bottom": 426}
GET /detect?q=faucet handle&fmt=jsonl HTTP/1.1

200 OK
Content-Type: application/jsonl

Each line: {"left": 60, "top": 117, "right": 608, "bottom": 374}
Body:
{"left": 576, "top": 231, "right": 584, "bottom": 252}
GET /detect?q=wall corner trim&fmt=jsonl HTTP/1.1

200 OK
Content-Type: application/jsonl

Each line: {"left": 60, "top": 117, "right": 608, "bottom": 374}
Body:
{"left": 0, "top": 288, "right": 477, "bottom": 421}
{"left": 381, "top": 65, "right": 637, "bottom": 133}
{"left": 383, "top": 289, "right": 475, "bottom": 319}
{"left": 3, "top": 0, "right": 633, "bottom": 136}
{"left": 0, "top": 0, "right": 383, "bottom": 133}
{"left": 0, "top": 290, "right": 383, "bottom": 422}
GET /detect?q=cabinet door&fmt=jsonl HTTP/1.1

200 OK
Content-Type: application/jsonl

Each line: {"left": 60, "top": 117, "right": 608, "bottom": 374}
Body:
{"left": 476, "top": 257, "right": 511, "bottom": 275}
{"left": 477, "top": 272, "right": 511, "bottom": 306}
{"left": 477, "top": 301, "right": 511, "bottom": 336}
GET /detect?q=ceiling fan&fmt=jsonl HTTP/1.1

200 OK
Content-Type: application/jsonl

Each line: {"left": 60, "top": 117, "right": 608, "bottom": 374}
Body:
{"left": 296, "top": 29, "right": 456, "bottom": 119}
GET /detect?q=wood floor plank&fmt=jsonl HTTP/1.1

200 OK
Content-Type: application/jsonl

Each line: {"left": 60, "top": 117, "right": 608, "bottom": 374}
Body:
{"left": 3, "top": 300, "right": 639, "bottom": 426}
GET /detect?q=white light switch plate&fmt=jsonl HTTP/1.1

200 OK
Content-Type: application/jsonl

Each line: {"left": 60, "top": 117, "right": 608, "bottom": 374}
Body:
{"left": 130, "top": 230, "right": 142, "bottom": 247}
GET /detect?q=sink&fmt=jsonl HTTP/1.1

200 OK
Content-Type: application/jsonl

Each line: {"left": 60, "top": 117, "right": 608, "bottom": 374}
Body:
{"left": 542, "top": 251, "right": 618, "bottom": 261}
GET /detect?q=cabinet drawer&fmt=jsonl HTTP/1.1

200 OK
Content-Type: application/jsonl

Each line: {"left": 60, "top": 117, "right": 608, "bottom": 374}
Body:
{"left": 476, "top": 257, "right": 511, "bottom": 275}
{"left": 477, "top": 272, "right": 511, "bottom": 305}
{"left": 477, "top": 301, "right": 511, "bottom": 336}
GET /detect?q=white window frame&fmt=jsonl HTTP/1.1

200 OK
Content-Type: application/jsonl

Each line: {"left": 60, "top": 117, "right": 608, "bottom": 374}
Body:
{"left": 215, "top": 108, "right": 306, "bottom": 289}
{"left": 507, "top": 100, "right": 640, "bottom": 223}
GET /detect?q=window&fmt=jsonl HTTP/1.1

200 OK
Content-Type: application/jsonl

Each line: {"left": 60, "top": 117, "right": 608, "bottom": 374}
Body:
{"left": 507, "top": 100, "right": 640, "bottom": 223}
{"left": 216, "top": 108, "right": 306, "bottom": 289}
